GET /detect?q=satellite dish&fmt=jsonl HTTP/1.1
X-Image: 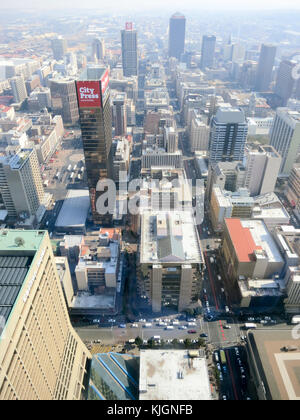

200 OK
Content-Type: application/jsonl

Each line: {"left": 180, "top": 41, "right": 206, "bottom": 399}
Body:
{"left": 15, "top": 237, "right": 25, "bottom": 247}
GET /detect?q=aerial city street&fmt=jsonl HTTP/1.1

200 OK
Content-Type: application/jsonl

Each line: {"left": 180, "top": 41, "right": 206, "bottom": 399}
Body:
{"left": 0, "top": 0, "right": 300, "bottom": 402}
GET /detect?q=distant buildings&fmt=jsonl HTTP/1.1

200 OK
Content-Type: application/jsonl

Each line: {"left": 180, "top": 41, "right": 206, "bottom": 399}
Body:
{"left": 274, "top": 60, "right": 297, "bottom": 106}
{"left": 92, "top": 38, "right": 105, "bottom": 61}
{"left": 270, "top": 108, "right": 300, "bottom": 176}
{"left": 168, "top": 13, "right": 186, "bottom": 60}
{"left": 0, "top": 230, "right": 91, "bottom": 400}
{"left": 200, "top": 36, "right": 216, "bottom": 70}
{"left": 209, "top": 106, "right": 248, "bottom": 164}
{"left": 255, "top": 44, "right": 277, "bottom": 92}
{"left": 10, "top": 76, "right": 27, "bottom": 104}
{"left": 121, "top": 23, "right": 138, "bottom": 77}
{"left": 112, "top": 92, "right": 127, "bottom": 136}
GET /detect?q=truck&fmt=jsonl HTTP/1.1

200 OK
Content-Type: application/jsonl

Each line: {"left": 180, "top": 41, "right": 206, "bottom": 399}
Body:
{"left": 143, "top": 323, "right": 152, "bottom": 328}
{"left": 244, "top": 323, "right": 257, "bottom": 330}
{"left": 165, "top": 326, "right": 174, "bottom": 330}
{"left": 73, "top": 164, "right": 77, "bottom": 171}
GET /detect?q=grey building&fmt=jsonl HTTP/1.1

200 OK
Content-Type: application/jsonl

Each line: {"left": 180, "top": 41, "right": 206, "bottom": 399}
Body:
{"left": 168, "top": 12, "right": 186, "bottom": 60}
{"left": 255, "top": 44, "right": 277, "bottom": 92}
{"left": 200, "top": 35, "right": 216, "bottom": 70}
{"left": 121, "top": 23, "right": 138, "bottom": 77}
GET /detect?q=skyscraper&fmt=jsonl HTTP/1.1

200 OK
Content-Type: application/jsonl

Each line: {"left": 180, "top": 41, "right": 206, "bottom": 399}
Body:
{"left": 49, "top": 78, "right": 79, "bottom": 125}
{"left": 274, "top": 60, "right": 297, "bottom": 106}
{"left": 200, "top": 35, "right": 216, "bottom": 70}
{"left": 209, "top": 106, "right": 248, "bottom": 164}
{"left": 121, "top": 23, "right": 138, "bottom": 77}
{"left": 270, "top": 108, "right": 300, "bottom": 176}
{"left": 255, "top": 44, "right": 277, "bottom": 92}
{"left": 112, "top": 93, "right": 127, "bottom": 136}
{"left": 51, "top": 36, "right": 68, "bottom": 61}
{"left": 92, "top": 38, "right": 105, "bottom": 61}
{"left": 0, "top": 230, "right": 91, "bottom": 400}
{"left": 10, "top": 76, "right": 27, "bottom": 103}
{"left": 0, "top": 149, "right": 45, "bottom": 220}
{"left": 76, "top": 66, "right": 113, "bottom": 225}
{"left": 168, "top": 12, "right": 186, "bottom": 60}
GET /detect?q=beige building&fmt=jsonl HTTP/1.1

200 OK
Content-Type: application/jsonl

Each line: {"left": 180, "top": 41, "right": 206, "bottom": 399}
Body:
{"left": 244, "top": 144, "right": 281, "bottom": 196}
{"left": 0, "top": 230, "right": 91, "bottom": 400}
{"left": 0, "top": 149, "right": 45, "bottom": 220}
{"left": 190, "top": 117, "right": 210, "bottom": 152}
{"left": 139, "top": 210, "right": 204, "bottom": 312}
{"left": 286, "top": 163, "right": 300, "bottom": 219}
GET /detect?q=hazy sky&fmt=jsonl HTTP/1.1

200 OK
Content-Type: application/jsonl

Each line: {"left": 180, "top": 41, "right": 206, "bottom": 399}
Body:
{"left": 1, "top": 0, "right": 300, "bottom": 11}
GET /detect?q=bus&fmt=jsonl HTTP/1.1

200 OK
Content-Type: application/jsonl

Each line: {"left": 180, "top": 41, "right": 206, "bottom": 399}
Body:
{"left": 220, "top": 350, "right": 227, "bottom": 365}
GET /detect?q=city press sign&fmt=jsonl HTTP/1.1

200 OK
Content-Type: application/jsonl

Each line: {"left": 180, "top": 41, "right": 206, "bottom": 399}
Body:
{"left": 77, "top": 81, "right": 102, "bottom": 108}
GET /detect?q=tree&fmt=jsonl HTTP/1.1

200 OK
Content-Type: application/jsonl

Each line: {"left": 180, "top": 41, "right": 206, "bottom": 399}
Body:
{"left": 197, "top": 338, "right": 205, "bottom": 347}
{"left": 135, "top": 336, "right": 143, "bottom": 347}
{"left": 184, "top": 338, "right": 192, "bottom": 348}
{"left": 172, "top": 338, "right": 179, "bottom": 348}
{"left": 148, "top": 338, "right": 155, "bottom": 348}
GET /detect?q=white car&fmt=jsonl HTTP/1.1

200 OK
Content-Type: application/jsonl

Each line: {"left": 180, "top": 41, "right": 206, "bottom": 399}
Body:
{"left": 179, "top": 325, "right": 187, "bottom": 330}
{"left": 139, "top": 319, "right": 146, "bottom": 323}
{"left": 131, "top": 323, "right": 139, "bottom": 328}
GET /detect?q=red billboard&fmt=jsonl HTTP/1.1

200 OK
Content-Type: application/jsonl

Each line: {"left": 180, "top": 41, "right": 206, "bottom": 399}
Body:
{"left": 125, "top": 22, "right": 133, "bottom": 30}
{"left": 76, "top": 81, "right": 101, "bottom": 108}
{"left": 100, "top": 69, "right": 109, "bottom": 104}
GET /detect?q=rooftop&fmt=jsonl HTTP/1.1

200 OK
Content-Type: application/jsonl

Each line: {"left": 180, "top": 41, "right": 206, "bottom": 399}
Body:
{"left": 139, "top": 350, "right": 211, "bottom": 400}
{"left": 248, "top": 329, "right": 300, "bottom": 400}
{"left": 140, "top": 210, "right": 202, "bottom": 264}
{"left": 55, "top": 189, "right": 90, "bottom": 229}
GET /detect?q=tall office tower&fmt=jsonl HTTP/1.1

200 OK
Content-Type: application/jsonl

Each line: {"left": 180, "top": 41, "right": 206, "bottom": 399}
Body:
{"left": 92, "top": 38, "right": 105, "bottom": 61}
{"left": 270, "top": 108, "right": 300, "bottom": 176}
{"left": 121, "top": 22, "right": 138, "bottom": 77}
{"left": 255, "top": 44, "right": 277, "bottom": 92}
{"left": 164, "top": 126, "right": 178, "bottom": 153}
{"left": 200, "top": 35, "right": 216, "bottom": 70}
{"left": 76, "top": 66, "right": 113, "bottom": 225}
{"left": 168, "top": 12, "right": 186, "bottom": 60}
{"left": 244, "top": 144, "right": 281, "bottom": 196}
{"left": 49, "top": 78, "right": 79, "bottom": 125}
{"left": 51, "top": 36, "right": 68, "bottom": 61}
{"left": 209, "top": 107, "right": 248, "bottom": 164}
{"left": 274, "top": 60, "right": 297, "bottom": 106}
{"left": 10, "top": 76, "right": 27, "bottom": 103}
{"left": 0, "top": 149, "right": 45, "bottom": 220}
{"left": 112, "top": 93, "right": 127, "bottom": 136}
{"left": 190, "top": 118, "right": 210, "bottom": 152}
{"left": 0, "top": 230, "right": 91, "bottom": 400}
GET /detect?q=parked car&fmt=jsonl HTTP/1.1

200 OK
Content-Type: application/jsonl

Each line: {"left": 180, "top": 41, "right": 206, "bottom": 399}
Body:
{"left": 119, "top": 324, "right": 126, "bottom": 328}
{"left": 200, "top": 333, "right": 208, "bottom": 338}
{"left": 188, "top": 330, "right": 197, "bottom": 334}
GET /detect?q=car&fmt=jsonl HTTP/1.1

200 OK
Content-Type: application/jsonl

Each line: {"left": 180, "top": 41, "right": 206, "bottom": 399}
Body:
{"left": 206, "top": 245, "right": 210, "bottom": 249}
{"left": 222, "top": 395, "right": 227, "bottom": 400}
{"left": 219, "top": 372, "right": 223, "bottom": 381}
{"left": 139, "top": 319, "right": 146, "bottom": 323}
{"left": 260, "top": 320, "right": 268, "bottom": 324}
{"left": 217, "top": 275, "right": 222, "bottom": 281}
{"left": 119, "top": 324, "right": 126, "bottom": 328}
{"left": 131, "top": 323, "right": 138, "bottom": 328}
{"left": 223, "top": 366, "right": 227, "bottom": 374}
{"left": 187, "top": 318, "right": 196, "bottom": 322}
{"left": 270, "top": 320, "right": 277, "bottom": 324}
{"left": 188, "top": 330, "right": 197, "bottom": 334}
{"left": 221, "top": 288, "right": 225, "bottom": 293}
{"left": 240, "top": 367, "right": 245, "bottom": 373}
{"left": 108, "top": 318, "right": 116, "bottom": 323}
{"left": 200, "top": 333, "right": 208, "bottom": 337}
{"left": 216, "top": 363, "right": 221, "bottom": 371}
{"left": 179, "top": 325, "right": 187, "bottom": 330}
{"left": 203, "top": 288, "right": 207, "bottom": 294}
{"left": 206, "top": 301, "right": 210, "bottom": 307}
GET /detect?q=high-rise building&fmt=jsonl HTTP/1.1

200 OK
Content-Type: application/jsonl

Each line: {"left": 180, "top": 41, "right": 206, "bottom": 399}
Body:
{"left": 0, "top": 230, "right": 91, "bottom": 400}
{"left": 274, "top": 60, "right": 297, "bottom": 106}
{"left": 92, "top": 38, "right": 105, "bottom": 61}
{"left": 121, "top": 23, "right": 138, "bottom": 77}
{"left": 112, "top": 93, "right": 127, "bottom": 136}
{"left": 270, "top": 108, "right": 300, "bottom": 176}
{"left": 244, "top": 144, "right": 281, "bottom": 196}
{"left": 255, "top": 44, "right": 277, "bottom": 92}
{"left": 200, "top": 35, "right": 216, "bottom": 70}
{"left": 139, "top": 210, "right": 204, "bottom": 312}
{"left": 164, "top": 126, "right": 178, "bottom": 153}
{"left": 190, "top": 118, "right": 210, "bottom": 152}
{"left": 168, "top": 12, "right": 186, "bottom": 60}
{"left": 10, "top": 76, "right": 27, "bottom": 103}
{"left": 0, "top": 149, "right": 45, "bottom": 220}
{"left": 209, "top": 107, "right": 248, "bottom": 164}
{"left": 51, "top": 36, "right": 68, "bottom": 61}
{"left": 76, "top": 66, "right": 113, "bottom": 225}
{"left": 49, "top": 78, "right": 79, "bottom": 125}
{"left": 286, "top": 163, "right": 300, "bottom": 217}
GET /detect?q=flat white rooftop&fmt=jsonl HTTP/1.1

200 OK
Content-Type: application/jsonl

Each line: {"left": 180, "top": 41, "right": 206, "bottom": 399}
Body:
{"left": 139, "top": 350, "right": 211, "bottom": 400}
{"left": 71, "top": 292, "right": 115, "bottom": 309}
{"left": 55, "top": 189, "right": 90, "bottom": 229}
